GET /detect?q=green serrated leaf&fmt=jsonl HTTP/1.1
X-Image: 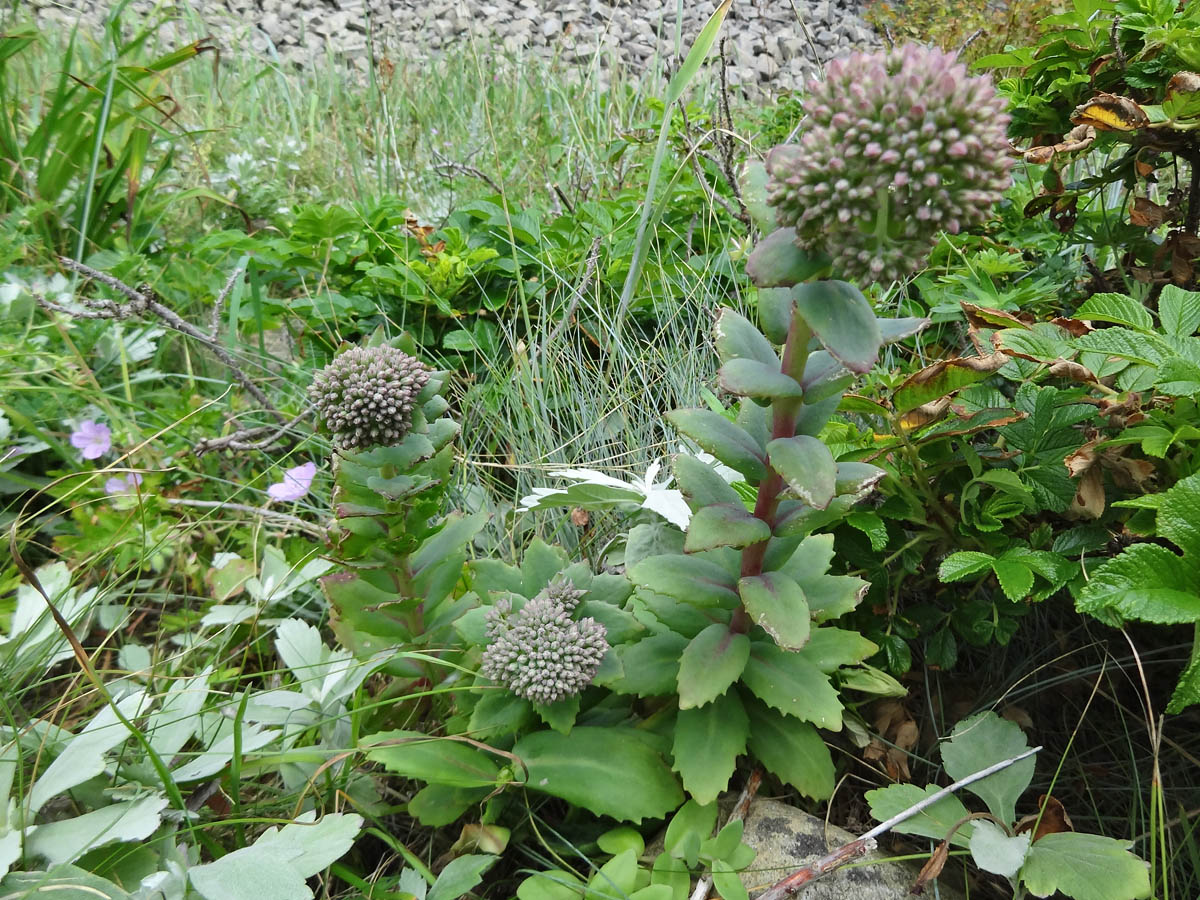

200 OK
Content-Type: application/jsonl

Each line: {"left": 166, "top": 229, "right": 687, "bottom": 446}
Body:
{"left": 801, "top": 627, "right": 878, "bottom": 672}
{"left": 677, "top": 623, "right": 751, "bottom": 708}
{"left": 939, "top": 551, "right": 995, "bottom": 582}
{"left": 865, "top": 783, "right": 974, "bottom": 847}
{"left": 611, "top": 633, "right": 689, "bottom": 696}
{"left": 513, "top": 727, "right": 683, "bottom": 823}
{"left": 845, "top": 511, "right": 888, "bottom": 551}
{"left": 1158, "top": 285, "right": 1200, "bottom": 337}
{"left": 628, "top": 555, "right": 740, "bottom": 608}
{"left": 767, "top": 435, "right": 837, "bottom": 510}
{"left": 744, "top": 695, "right": 834, "bottom": 800}
{"left": 685, "top": 504, "right": 771, "bottom": 553}
{"left": 1075, "top": 293, "right": 1154, "bottom": 332}
{"left": 1019, "top": 832, "right": 1150, "bottom": 900}
{"left": 739, "top": 572, "right": 811, "bottom": 650}
{"left": 667, "top": 409, "right": 767, "bottom": 482}
{"left": 672, "top": 691, "right": 749, "bottom": 804}
{"left": 991, "top": 557, "right": 1035, "bottom": 601}
{"left": 742, "top": 642, "right": 842, "bottom": 728}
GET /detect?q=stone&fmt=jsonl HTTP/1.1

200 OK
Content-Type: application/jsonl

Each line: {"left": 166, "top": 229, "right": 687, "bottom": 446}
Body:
{"left": 737, "top": 799, "right": 967, "bottom": 899}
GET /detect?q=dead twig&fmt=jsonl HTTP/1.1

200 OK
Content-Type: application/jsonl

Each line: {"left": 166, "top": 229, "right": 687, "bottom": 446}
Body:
{"left": 192, "top": 410, "right": 313, "bottom": 457}
{"left": 431, "top": 148, "right": 503, "bottom": 195}
{"left": 756, "top": 745, "right": 1042, "bottom": 900}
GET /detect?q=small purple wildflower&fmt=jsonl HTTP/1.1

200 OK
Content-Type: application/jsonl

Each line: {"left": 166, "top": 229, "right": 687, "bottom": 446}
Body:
{"left": 267, "top": 461, "right": 317, "bottom": 502}
{"left": 104, "top": 472, "right": 143, "bottom": 495}
{"left": 70, "top": 420, "right": 111, "bottom": 460}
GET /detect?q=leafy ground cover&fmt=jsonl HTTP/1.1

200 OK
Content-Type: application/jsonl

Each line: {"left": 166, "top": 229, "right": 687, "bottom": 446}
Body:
{"left": 2, "top": 2, "right": 1200, "bottom": 899}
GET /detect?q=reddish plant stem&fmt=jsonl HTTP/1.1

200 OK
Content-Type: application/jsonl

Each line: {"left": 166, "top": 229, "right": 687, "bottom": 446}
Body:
{"left": 731, "top": 311, "right": 813, "bottom": 634}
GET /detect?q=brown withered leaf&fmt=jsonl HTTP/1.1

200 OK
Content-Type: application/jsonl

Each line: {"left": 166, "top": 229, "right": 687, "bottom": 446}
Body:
{"left": 892, "top": 353, "right": 1010, "bottom": 418}
{"left": 570, "top": 508, "right": 590, "bottom": 527}
{"left": 1065, "top": 440, "right": 1099, "bottom": 478}
{"left": 1130, "top": 197, "right": 1171, "bottom": 228}
{"left": 1017, "top": 123, "right": 1097, "bottom": 165}
{"left": 1016, "top": 795, "right": 1075, "bottom": 843}
{"left": 961, "top": 302, "right": 1032, "bottom": 331}
{"left": 1049, "top": 316, "right": 1093, "bottom": 337}
{"left": 910, "top": 839, "right": 951, "bottom": 895}
{"left": 1166, "top": 71, "right": 1200, "bottom": 100}
{"left": 1070, "top": 93, "right": 1150, "bottom": 131}
{"left": 1070, "top": 466, "right": 1106, "bottom": 519}
{"left": 865, "top": 700, "right": 920, "bottom": 782}
{"left": 1001, "top": 705, "right": 1034, "bottom": 731}
{"left": 897, "top": 397, "right": 953, "bottom": 431}
{"left": 1049, "top": 358, "right": 1100, "bottom": 384}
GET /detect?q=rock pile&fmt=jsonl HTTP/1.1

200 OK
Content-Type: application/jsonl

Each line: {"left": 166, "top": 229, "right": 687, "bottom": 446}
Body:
{"left": 23, "top": 0, "right": 881, "bottom": 91}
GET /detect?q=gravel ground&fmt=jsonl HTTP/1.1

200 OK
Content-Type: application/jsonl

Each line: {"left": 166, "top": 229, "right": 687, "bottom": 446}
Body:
{"left": 25, "top": 0, "right": 881, "bottom": 91}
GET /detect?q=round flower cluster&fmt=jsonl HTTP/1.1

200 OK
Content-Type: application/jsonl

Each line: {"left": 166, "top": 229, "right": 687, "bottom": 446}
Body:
{"left": 480, "top": 580, "right": 608, "bottom": 706}
{"left": 308, "top": 346, "right": 430, "bottom": 449}
{"left": 766, "top": 43, "right": 1013, "bottom": 285}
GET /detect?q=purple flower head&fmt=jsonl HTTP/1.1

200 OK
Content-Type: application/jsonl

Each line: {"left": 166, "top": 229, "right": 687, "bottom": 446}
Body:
{"left": 104, "top": 472, "right": 143, "bottom": 495}
{"left": 70, "top": 420, "right": 111, "bottom": 460}
{"left": 267, "top": 461, "right": 317, "bottom": 502}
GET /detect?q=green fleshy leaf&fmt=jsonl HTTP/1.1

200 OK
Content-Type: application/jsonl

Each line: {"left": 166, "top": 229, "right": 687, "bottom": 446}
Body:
{"left": 672, "top": 691, "right": 749, "bottom": 804}
{"left": 667, "top": 409, "right": 767, "bottom": 482}
{"left": 719, "top": 358, "right": 804, "bottom": 400}
{"left": 611, "top": 633, "right": 689, "bottom": 696}
{"left": 746, "top": 229, "right": 829, "bottom": 288}
{"left": 534, "top": 696, "right": 580, "bottom": 734}
{"left": 714, "top": 307, "right": 779, "bottom": 366}
{"left": 744, "top": 695, "right": 834, "bottom": 800}
{"left": 877, "top": 316, "right": 930, "bottom": 344}
{"left": 801, "top": 627, "right": 878, "bottom": 672}
{"left": 834, "top": 461, "right": 887, "bottom": 497}
{"left": 767, "top": 435, "right": 837, "bottom": 510}
{"left": 738, "top": 572, "right": 811, "bottom": 650}
{"left": 940, "top": 712, "right": 1035, "bottom": 826}
{"left": 513, "top": 727, "right": 684, "bottom": 823}
{"left": 1018, "top": 832, "right": 1151, "bottom": 900}
{"left": 684, "top": 504, "right": 771, "bottom": 553}
{"left": 738, "top": 160, "right": 776, "bottom": 234}
{"left": 628, "top": 555, "right": 740, "bottom": 608}
{"left": 673, "top": 453, "right": 744, "bottom": 509}
{"left": 364, "top": 731, "right": 501, "bottom": 788}
{"left": 408, "top": 783, "right": 489, "bottom": 826}
{"left": 969, "top": 820, "right": 1030, "bottom": 877}
{"left": 742, "top": 642, "right": 842, "bottom": 729}
{"left": 791, "top": 280, "right": 881, "bottom": 373}
{"left": 677, "top": 623, "right": 751, "bottom": 708}
{"left": 665, "top": 799, "right": 719, "bottom": 868}
{"left": 757, "top": 286, "right": 796, "bottom": 344}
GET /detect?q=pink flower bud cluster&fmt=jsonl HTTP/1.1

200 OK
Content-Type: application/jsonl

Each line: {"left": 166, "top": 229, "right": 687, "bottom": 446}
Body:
{"left": 309, "top": 345, "right": 430, "bottom": 450}
{"left": 766, "top": 44, "right": 1013, "bottom": 285}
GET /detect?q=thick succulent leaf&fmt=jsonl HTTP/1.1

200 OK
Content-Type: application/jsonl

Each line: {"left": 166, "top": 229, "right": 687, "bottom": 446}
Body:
{"left": 610, "top": 633, "right": 690, "bottom": 696}
{"left": 877, "top": 316, "right": 930, "bottom": 344}
{"left": 409, "top": 784, "right": 491, "bottom": 827}
{"left": 428, "top": 855, "right": 499, "bottom": 900}
{"left": 363, "top": 730, "right": 501, "bottom": 788}
{"left": 0, "top": 866, "right": 131, "bottom": 900}
{"left": 26, "top": 795, "right": 168, "bottom": 866}
{"left": 1019, "top": 832, "right": 1151, "bottom": 900}
{"left": 865, "top": 783, "right": 975, "bottom": 848}
{"left": 513, "top": 727, "right": 684, "bottom": 823}
{"left": 673, "top": 453, "right": 744, "bottom": 508}
{"left": 746, "top": 229, "right": 829, "bottom": 287}
{"left": 738, "top": 572, "right": 811, "bottom": 650}
{"left": 677, "top": 623, "right": 751, "bottom": 708}
{"left": 791, "top": 280, "right": 881, "bottom": 373}
{"left": 801, "top": 627, "right": 878, "bottom": 672}
{"left": 672, "top": 691, "right": 749, "bottom": 805}
{"left": 742, "top": 642, "right": 842, "bottom": 729}
{"left": 757, "top": 286, "right": 795, "bottom": 344}
{"left": 767, "top": 435, "right": 837, "bottom": 510}
{"left": 744, "top": 695, "right": 834, "bottom": 800}
{"left": 940, "top": 712, "right": 1035, "bottom": 826}
{"left": 738, "top": 160, "right": 776, "bottom": 234}
{"left": 667, "top": 409, "right": 767, "bottom": 482}
{"left": 628, "top": 555, "right": 739, "bottom": 608}
{"left": 834, "top": 461, "right": 887, "bottom": 498}
{"left": 719, "top": 358, "right": 804, "bottom": 400}
{"left": 714, "top": 307, "right": 778, "bottom": 366}
{"left": 684, "top": 503, "right": 771, "bottom": 553}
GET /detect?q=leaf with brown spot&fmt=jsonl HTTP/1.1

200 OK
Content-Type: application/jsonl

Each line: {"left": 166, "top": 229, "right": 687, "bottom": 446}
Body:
{"left": 1130, "top": 197, "right": 1171, "bottom": 228}
{"left": 1048, "top": 358, "right": 1099, "bottom": 384}
{"left": 961, "top": 302, "right": 1031, "bottom": 331}
{"left": 1016, "top": 795, "right": 1074, "bottom": 843}
{"left": 1065, "top": 440, "right": 1100, "bottom": 478}
{"left": 1070, "top": 93, "right": 1149, "bottom": 131}
{"left": 1070, "top": 466, "right": 1105, "bottom": 519}
{"left": 897, "top": 397, "right": 952, "bottom": 431}
{"left": 1166, "top": 71, "right": 1200, "bottom": 98}
{"left": 891, "top": 353, "right": 1010, "bottom": 416}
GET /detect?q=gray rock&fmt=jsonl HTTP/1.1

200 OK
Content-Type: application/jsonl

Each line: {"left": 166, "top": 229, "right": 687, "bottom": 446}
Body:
{"left": 738, "top": 799, "right": 966, "bottom": 899}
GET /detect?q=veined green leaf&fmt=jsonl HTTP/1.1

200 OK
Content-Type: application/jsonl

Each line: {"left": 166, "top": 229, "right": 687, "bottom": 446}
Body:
{"left": 742, "top": 642, "right": 842, "bottom": 728}
{"left": 744, "top": 696, "right": 834, "bottom": 800}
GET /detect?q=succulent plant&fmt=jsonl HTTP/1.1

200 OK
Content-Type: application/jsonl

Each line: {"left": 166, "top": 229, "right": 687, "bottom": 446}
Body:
{"left": 766, "top": 43, "right": 1013, "bottom": 285}
{"left": 480, "top": 581, "right": 608, "bottom": 706}
{"left": 308, "top": 345, "right": 430, "bottom": 450}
